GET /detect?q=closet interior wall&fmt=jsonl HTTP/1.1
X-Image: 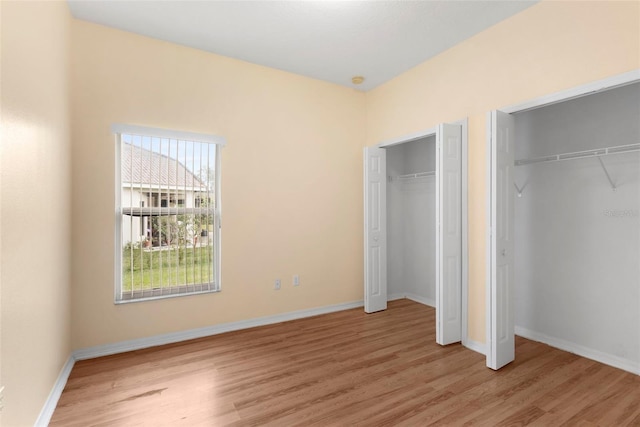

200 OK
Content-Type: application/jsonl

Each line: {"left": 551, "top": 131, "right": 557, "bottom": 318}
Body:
{"left": 513, "top": 83, "right": 640, "bottom": 368}
{"left": 386, "top": 136, "right": 436, "bottom": 306}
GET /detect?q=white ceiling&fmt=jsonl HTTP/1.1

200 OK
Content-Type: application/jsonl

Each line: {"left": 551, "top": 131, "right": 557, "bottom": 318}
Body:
{"left": 67, "top": 1, "right": 538, "bottom": 91}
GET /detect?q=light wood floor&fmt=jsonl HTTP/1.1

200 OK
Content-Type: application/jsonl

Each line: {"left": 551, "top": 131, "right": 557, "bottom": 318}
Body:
{"left": 50, "top": 300, "right": 640, "bottom": 426}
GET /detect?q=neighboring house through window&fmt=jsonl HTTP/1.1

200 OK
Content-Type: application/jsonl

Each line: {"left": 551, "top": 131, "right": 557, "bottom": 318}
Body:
{"left": 113, "top": 124, "right": 225, "bottom": 302}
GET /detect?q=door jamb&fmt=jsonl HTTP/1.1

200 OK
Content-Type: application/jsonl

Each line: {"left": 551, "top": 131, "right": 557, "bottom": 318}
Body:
{"left": 485, "top": 69, "right": 640, "bottom": 363}
{"left": 453, "top": 119, "right": 469, "bottom": 349}
{"left": 377, "top": 126, "right": 438, "bottom": 148}
{"left": 500, "top": 70, "right": 640, "bottom": 115}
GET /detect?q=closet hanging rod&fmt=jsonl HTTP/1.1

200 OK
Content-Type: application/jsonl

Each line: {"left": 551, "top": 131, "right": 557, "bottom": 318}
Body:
{"left": 391, "top": 171, "right": 435, "bottom": 181}
{"left": 514, "top": 143, "right": 640, "bottom": 166}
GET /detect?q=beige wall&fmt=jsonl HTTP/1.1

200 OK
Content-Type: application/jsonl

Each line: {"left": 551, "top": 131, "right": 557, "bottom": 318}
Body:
{"left": 70, "top": 20, "right": 366, "bottom": 349}
{"left": 1, "top": 1, "right": 638, "bottom": 422}
{"left": 365, "top": 1, "right": 640, "bottom": 343}
{"left": 0, "top": 1, "right": 72, "bottom": 425}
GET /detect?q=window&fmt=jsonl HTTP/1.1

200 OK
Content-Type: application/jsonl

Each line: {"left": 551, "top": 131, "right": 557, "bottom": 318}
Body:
{"left": 113, "top": 124, "right": 225, "bottom": 303}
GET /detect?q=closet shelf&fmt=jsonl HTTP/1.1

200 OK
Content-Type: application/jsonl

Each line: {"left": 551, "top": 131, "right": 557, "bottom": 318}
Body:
{"left": 390, "top": 171, "right": 435, "bottom": 181}
{"left": 514, "top": 142, "right": 639, "bottom": 193}
{"left": 514, "top": 143, "right": 640, "bottom": 166}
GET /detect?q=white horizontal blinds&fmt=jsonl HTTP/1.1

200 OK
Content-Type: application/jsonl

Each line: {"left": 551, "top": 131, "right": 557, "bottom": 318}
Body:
{"left": 119, "top": 131, "right": 217, "bottom": 302}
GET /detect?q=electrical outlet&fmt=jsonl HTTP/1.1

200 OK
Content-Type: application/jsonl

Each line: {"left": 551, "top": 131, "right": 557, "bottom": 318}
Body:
{"left": 0, "top": 385, "right": 5, "bottom": 412}
{"left": 293, "top": 275, "right": 300, "bottom": 286}
{"left": 274, "top": 279, "right": 281, "bottom": 290}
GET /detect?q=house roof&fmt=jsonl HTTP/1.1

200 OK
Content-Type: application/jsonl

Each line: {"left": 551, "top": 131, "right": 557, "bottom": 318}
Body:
{"left": 121, "top": 143, "right": 207, "bottom": 190}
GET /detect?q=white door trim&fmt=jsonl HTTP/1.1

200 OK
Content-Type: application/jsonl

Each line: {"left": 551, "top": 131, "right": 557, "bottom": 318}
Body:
{"left": 371, "top": 120, "right": 468, "bottom": 346}
{"left": 485, "top": 111, "right": 493, "bottom": 362}
{"left": 377, "top": 126, "right": 438, "bottom": 148}
{"left": 453, "top": 118, "right": 469, "bottom": 350}
{"left": 501, "top": 69, "right": 640, "bottom": 114}
{"left": 485, "top": 69, "right": 640, "bottom": 368}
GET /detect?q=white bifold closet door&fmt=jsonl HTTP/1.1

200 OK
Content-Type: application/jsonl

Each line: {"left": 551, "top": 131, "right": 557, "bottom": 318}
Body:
{"left": 487, "top": 110, "right": 516, "bottom": 370}
{"left": 364, "top": 147, "right": 387, "bottom": 313}
{"left": 364, "top": 123, "right": 463, "bottom": 347}
{"left": 435, "top": 123, "right": 463, "bottom": 345}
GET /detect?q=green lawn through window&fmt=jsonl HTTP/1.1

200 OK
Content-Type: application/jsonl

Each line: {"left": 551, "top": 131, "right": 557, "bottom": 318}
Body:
{"left": 122, "top": 245, "right": 214, "bottom": 291}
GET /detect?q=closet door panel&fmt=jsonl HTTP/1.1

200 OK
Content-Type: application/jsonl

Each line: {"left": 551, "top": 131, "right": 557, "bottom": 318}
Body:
{"left": 488, "top": 110, "right": 515, "bottom": 370}
{"left": 364, "top": 147, "right": 387, "bottom": 313}
{"left": 436, "top": 123, "right": 462, "bottom": 345}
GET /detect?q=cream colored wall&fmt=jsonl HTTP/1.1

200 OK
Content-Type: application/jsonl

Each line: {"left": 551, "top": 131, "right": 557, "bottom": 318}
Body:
{"left": 70, "top": 21, "right": 366, "bottom": 349}
{"left": 1, "top": 5, "right": 4, "bottom": 425}
{"left": 365, "top": 1, "right": 640, "bottom": 343}
{"left": 2, "top": 3, "right": 636, "bottom": 421}
{"left": 1, "top": 6, "right": 3, "bottom": 426}
{"left": 0, "top": 1, "right": 71, "bottom": 425}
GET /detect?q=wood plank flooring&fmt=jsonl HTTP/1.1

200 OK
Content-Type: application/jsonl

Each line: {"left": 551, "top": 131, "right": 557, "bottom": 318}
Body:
{"left": 50, "top": 300, "right": 640, "bottom": 426}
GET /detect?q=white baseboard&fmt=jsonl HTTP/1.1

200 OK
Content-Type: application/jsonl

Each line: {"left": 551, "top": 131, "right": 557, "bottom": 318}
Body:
{"left": 34, "top": 355, "right": 75, "bottom": 427}
{"left": 463, "top": 338, "right": 486, "bottom": 356}
{"left": 515, "top": 326, "right": 640, "bottom": 375}
{"left": 390, "top": 294, "right": 482, "bottom": 357}
{"left": 38, "top": 301, "right": 365, "bottom": 424}
{"left": 387, "top": 293, "right": 435, "bottom": 308}
{"left": 404, "top": 293, "right": 435, "bottom": 308}
{"left": 73, "top": 300, "right": 364, "bottom": 360}
{"left": 387, "top": 293, "right": 405, "bottom": 301}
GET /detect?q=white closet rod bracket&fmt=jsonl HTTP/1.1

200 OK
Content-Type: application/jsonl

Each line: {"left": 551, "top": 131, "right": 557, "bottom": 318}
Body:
{"left": 597, "top": 156, "right": 616, "bottom": 192}
{"left": 514, "top": 183, "right": 524, "bottom": 198}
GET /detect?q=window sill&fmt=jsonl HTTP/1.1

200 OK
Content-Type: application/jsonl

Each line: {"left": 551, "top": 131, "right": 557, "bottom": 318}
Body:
{"left": 115, "top": 286, "right": 220, "bottom": 304}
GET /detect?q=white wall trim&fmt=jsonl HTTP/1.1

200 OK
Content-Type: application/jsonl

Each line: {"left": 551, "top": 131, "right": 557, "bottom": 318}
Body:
{"left": 486, "top": 70, "right": 640, "bottom": 369}
{"left": 484, "top": 110, "right": 494, "bottom": 367}
{"left": 111, "top": 123, "right": 227, "bottom": 146}
{"left": 34, "top": 356, "right": 75, "bottom": 427}
{"left": 377, "top": 126, "right": 437, "bottom": 148}
{"left": 390, "top": 294, "right": 484, "bottom": 355}
{"left": 464, "top": 339, "right": 487, "bottom": 356}
{"left": 387, "top": 293, "right": 405, "bottom": 301}
{"left": 453, "top": 118, "right": 469, "bottom": 349}
{"left": 38, "top": 301, "right": 364, "bottom": 422}
{"left": 515, "top": 326, "right": 639, "bottom": 376}
{"left": 378, "top": 119, "right": 468, "bottom": 346}
{"left": 388, "top": 293, "right": 435, "bottom": 308}
{"left": 73, "top": 300, "right": 363, "bottom": 360}
{"left": 404, "top": 293, "right": 435, "bottom": 308}
{"left": 502, "top": 69, "right": 640, "bottom": 114}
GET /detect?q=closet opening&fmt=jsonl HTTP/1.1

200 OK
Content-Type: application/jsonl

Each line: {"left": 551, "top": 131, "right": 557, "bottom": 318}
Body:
{"left": 365, "top": 121, "right": 468, "bottom": 346}
{"left": 487, "top": 76, "right": 639, "bottom": 372}
{"left": 386, "top": 136, "right": 436, "bottom": 308}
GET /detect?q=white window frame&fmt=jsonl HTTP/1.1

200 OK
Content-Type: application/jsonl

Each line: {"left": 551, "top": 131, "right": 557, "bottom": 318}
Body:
{"left": 113, "top": 124, "right": 225, "bottom": 304}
